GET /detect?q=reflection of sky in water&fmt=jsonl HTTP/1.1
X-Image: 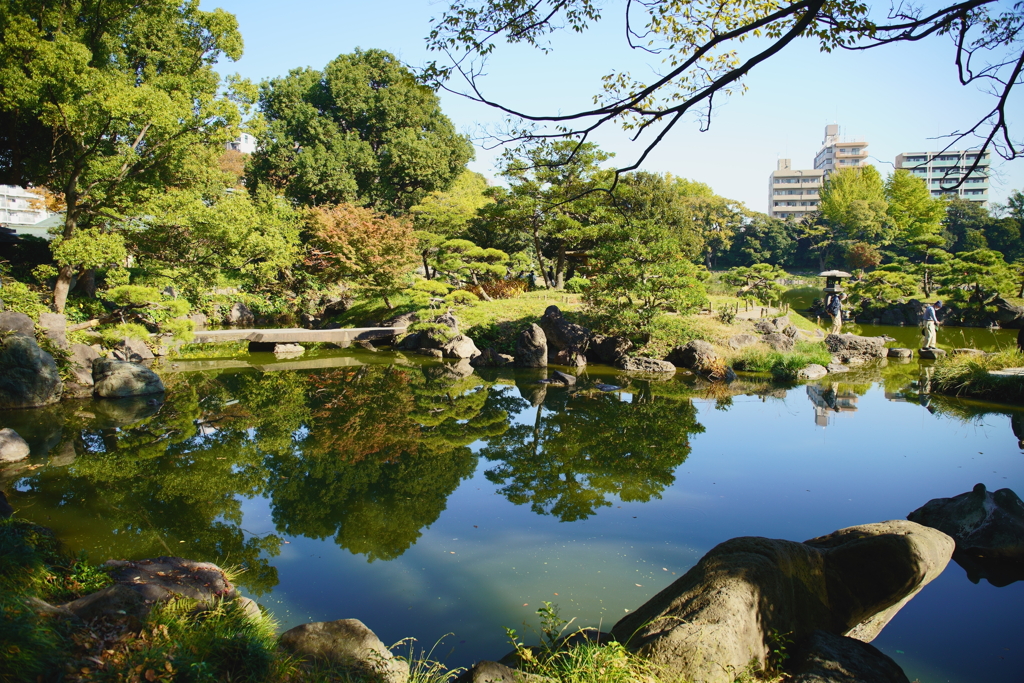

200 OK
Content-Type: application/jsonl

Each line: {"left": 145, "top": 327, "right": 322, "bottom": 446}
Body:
{"left": 2, "top": 349, "right": 1022, "bottom": 683}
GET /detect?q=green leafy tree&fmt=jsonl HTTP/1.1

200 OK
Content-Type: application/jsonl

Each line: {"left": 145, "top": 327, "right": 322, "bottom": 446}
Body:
{"left": 431, "top": 239, "right": 509, "bottom": 293}
{"left": 584, "top": 172, "right": 708, "bottom": 340}
{"left": 249, "top": 49, "right": 473, "bottom": 213}
{"left": 411, "top": 170, "right": 492, "bottom": 279}
{"left": 127, "top": 187, "right": 301, "bottom": 300}
{"left": 885, "top": 169, "right": 945, "bottom": 247}
{"left": 723, "top": 263, "right": 787, "bottom": 306}
{"left": 496, "top": 140, "right": 614, "bottom": 288}
{"left": 848, "top": 269, "right": 918, "bottom": 307}
{"left": 307, "top": 203, "right": 418, "bottom": 309}
{"left": 819, "top": 166, "right": 891, "bottom": 246}
{"left": 725, "top": 213, "right": 797, "bottom": 267}
{"left": 937, "top": 249, "right": 1014, "bottom": 310}
{"left": 941, "top": 197, "right": 993, "bottom": 253}
{"left": 0, "top": 0, "right": 247, "bottom": 312}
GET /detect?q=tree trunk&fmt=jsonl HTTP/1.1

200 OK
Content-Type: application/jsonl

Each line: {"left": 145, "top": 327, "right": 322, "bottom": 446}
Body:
{"left": 532, "top": 221, "right": 552, "bottom": 289}
{"left": 383, "top": 295, "right": 394, "bottom": 310}
{"left": 79, "top": 268, "right": 97, "bottom": 298}
{"left": 422, "top": 252, "right": 432, "bottom": 279}
{"left": 53, "top": 264, "right": 75, "bottom": 313}
{"left": 554, "top": 248, "right": 566, "bottom": 290}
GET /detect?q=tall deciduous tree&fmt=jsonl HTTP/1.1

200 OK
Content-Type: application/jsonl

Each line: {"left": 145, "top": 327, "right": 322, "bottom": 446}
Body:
{"left": 249, "top": 49, "right": 473, "bottom": 213}
{"left": 885, "top": 169, "right": 945, "bottom": 246}
{"left": 0, "top": 0, "right": 246, "bottom": 312}
{"left": 819, "top": 166, "right": 891, "bottom": 246}
{"left": 307, "top": 203, "right": 418, "bottom": 309}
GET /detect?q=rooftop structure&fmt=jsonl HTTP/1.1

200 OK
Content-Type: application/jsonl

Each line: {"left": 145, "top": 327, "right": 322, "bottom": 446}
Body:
{"left": 813, "top": 124, "right": 869, "bottom": 178}
{"left": 768, "top": 159, "right": 824, "bottom": 221}
{"left": 894, "top": 149, "right": 990, "bottom": 206}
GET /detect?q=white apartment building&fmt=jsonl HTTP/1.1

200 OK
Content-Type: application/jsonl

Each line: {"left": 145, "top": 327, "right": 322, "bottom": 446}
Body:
{"left": 894, "top": 149, "right": 990, "bottom": 206}
{"left": 768, "top": 159, "right": 824, "bottom": 221}
{"left": 226, "top": 133, "right": 257, "bottom": 155}
{"left": 0, "top": 185, "right": 50, "bottom": 226}
{"left": 813, "top": 124, "right": 869, "bottom": 177}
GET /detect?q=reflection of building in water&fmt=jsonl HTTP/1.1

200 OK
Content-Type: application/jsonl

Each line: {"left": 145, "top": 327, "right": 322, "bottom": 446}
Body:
{"left": 807, "top": 383, "right": 859, "bottom": 426}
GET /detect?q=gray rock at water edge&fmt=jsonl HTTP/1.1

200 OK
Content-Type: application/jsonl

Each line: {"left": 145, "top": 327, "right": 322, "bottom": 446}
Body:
{"left": 540, "top": 305, "right": 591, "bottom": 354}
{"left": 354, "top": 340, "right": 378, "bottom": 352}
{"left": 92, "top": 359, "right": 165, "bottom": 398}
{"left": 763, "top": 332, "right": 795, "bottom": 352}
{"left": 616, "top": 356, "right": 676, "bottom": 376}
{"left": 188, "top": 313, "right": 208, "bottom": 329}
{"left": 908, "top": 483, "right": 1024, "bottom": 559}
{"left": 727, "top": 334, "right": 758, "bottom": 350}
{"left": 471, "top": 348, "right": 514, "bottom": 368}
{"left": 396, "top": 332, "right": 422, "bottom": 351}
{"left": 825, "top": 334, "right": 887, "bottom": 363}
{"left": 454, "top": 661, "right": 547, "bottom": 683}
{"left": 417, "top": 348, "right": 443, "bottom": 358}
{"left": 225, "top": 301, "right": 254, "bottom": 326}
{"left": 0, "top": 428, "right": 31, "bottom": 462}
{"left": 887, "top": 348, "right": 913, "bottom": 359}
{"left": 515, "top": 324, "right": 548, "bottom": 368}
{"left": 992, "top": 296, "right": 1024, "bottom": 329}
{"left": 279, "top": 619, "right": 410, "bottom": 683}
{"left": 667, "top": 340, "right": 718, "bottom": 373}
{"left": 62, "top": 557, "right": 239, "bottom": 623}
{"left": 433, "top": 311, "right": 460, "bottom": 333}
{"left": 38, "top": 312, "right": 68, "bottom": 350}
{"left": 273, "top": 343, "right": 305, "bottom": 356}
{"left": 112, "top": 337, "right": 155, "bottom": 363}
{"left": 797, "top": 364, "right": 828, "bottom": 381}
{"left": 550, "top": 370, "right": 577, "bottom": 386}
{"left": 611, "top": 520, "right": 953, "bottom": 683}
{"left": 825, "top": 362, "right": 849, "bottom": 374}
{"left": 587, "top": 335, "right": 632, "bottom": 365}
{"left": 951, "top": 348, "right": 985, "bottom": 357}
{"left": 786, "top": 630, "right": 910, "bottom": 683}
{"left": 442, "top": 334, "right": 482, "bottom": 360}
{"left": 0, "top": 490, "right": 13, "bottom": 518}
{"left": 422, "top": 358, "right": 474, "bottom": 382}
{"left": 0, "top": 310, "right": 35, "bottom": 337}
{"left": 918, "top": 348, "right": 947, "bottom": 360}
{"left": 550, "top": 348, "right": 586, "bottom": 368}
{"left": 0, "top": 334, "right": 63, "bottom": 409}
{"left": 783, "top": 324, "right": 800, "bottom": 339}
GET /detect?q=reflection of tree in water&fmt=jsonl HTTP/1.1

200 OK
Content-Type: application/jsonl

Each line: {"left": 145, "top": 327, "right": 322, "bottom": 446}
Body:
{"left": 6, "top": 375, "right": 282, "bottom": 595}
{"left": 480, "top": 381, "right": 705, "bottom": 522}
{"left": 265, "top": 364, "right": 510, "bottom": 561}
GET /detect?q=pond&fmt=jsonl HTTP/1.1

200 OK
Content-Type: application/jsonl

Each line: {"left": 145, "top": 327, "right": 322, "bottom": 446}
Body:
{"left": 1, "top": 325, "right": 1022, "bottom": 683}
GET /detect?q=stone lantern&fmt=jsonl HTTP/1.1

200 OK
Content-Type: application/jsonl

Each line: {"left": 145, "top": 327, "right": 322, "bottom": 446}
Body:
{"left": 819, "top": 270, "right": 851, "bottom": 295}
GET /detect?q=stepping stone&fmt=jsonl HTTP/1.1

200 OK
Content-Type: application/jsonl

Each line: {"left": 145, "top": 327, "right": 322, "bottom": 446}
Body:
{"left": 919, "top": 348, "right": 947, "bottom": 360}
{"left": 989, "top": 367, "right": 1024, "bottom": 378}
{"left": 951, "top": 348, "right": 985, "bottom": 357}
{"left": 887, "top": 348, "right": 913, "bottom": 359}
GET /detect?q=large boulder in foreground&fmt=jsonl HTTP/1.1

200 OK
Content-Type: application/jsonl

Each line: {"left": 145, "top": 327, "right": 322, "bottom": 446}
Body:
{"left": 587, "top": 334, "right": 632, "bottom": 365}
{"left": 0, "top": 334, "right": 63, "bottom": 409}
{"left": 908, "top": 483, "right": 1024, "bottom": 559}
{"left": 515, "top": 324, "right": 547, "bottom": 368}
{"left": 611, "top": 521, "right": 952, "bottom": 683}
{"left": 539, "top": 305, "right": 591, "bottom": 361}
{"left": 0, "top": 311, "right": 35, "bottom": 337}
{"left": 442, "top": 334, "right": 481, "bottom": 360}
{"left": 0, "top": 427, "right": 31, "bottom": 462}
{"left": 279, "top": 619, "right": 409, "bottom": 683}
{"left": 786, "top": 630, "right": 910, "bottom": 683}
{"left": 92, "top": 359, "right": 164, "bottom": 398}
{"left": 825, "top": 333, "right": 886, "bottom": 364}
{"left": 615, "top": 356, "right": 676, "bottom": 377}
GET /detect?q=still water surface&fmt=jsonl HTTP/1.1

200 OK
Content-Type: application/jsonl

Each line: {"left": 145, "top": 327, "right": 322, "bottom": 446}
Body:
{"left": 1, "top": 325, "right": 1022, "bottom": 682}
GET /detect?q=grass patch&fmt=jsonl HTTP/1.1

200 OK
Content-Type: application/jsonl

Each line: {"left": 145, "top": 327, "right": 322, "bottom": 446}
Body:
{"left": 932, "top": 349, "right": 1024, "bottom": 403}
{"left": 732, "top": 341, "right": 832, "bottom": 381}
{"left": 636, "top": 314, "right": 733, "bottom": 359}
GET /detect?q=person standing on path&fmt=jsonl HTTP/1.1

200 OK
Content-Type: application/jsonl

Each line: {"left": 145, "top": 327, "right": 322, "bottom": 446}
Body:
{"left": 827, "top": 292, "right": 844, "bottom": 335}
{"left": 922, "top": 300, "right": 942, "bottom": 349}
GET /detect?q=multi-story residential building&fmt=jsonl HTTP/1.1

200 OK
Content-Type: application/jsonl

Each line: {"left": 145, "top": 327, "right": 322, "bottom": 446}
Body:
{"left": 813, "top": 124, "right": 869, "bottom": 177}
{"left": 894, "top": 149, "right": 990, "bottom": 205}
{"left": 226, "top": 133, "right": 257, "bottom": 155}
{"left": 768, "top": 159, "right": 824, "bottom": 221}
{"left": 0, "top": 185, "right": 49, "bottom": 227}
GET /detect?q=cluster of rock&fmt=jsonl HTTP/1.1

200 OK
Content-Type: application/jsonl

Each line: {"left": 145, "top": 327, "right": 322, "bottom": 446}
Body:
{"left": 395, "top": 312, "right": 482, "bottom": 360}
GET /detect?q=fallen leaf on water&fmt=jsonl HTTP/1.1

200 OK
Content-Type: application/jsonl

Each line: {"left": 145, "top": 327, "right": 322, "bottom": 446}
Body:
{"left": 554, "top": 593, "right": 558, "bottom": 595}
{"left": 450, "top": 552, "right": 455, "bottom": 554}
{"left": 523, "top": 603, "right": 528, "bottom": 607}
{"left": 635, "top": 584, "right": 642, "bottom": 587}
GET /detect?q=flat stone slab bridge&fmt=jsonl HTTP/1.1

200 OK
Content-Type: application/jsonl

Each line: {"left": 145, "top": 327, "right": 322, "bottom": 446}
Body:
{"left": 192, "top": 326, "right": 407, "bottom": 347}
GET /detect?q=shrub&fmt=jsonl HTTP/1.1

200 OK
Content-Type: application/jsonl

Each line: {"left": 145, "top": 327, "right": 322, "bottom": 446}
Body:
{"left": 444, "top": 289, "right": 479, "bottom": 306}
{"left": 563, "top": 276, "right": 590, "bottom": 293}
{"left": 99, "top": 323, "right": 152, "bottom": 346}
{"left": 466, "top": 278, "right": 529, "bottom": 300}
{"left": 160, "top": 318, "right": 196, "bottom": 342}
{"left": 0, "top": 280, "right": 48, "bottom": 320}
{"left": 732, "top": 341, "right": 832, "bottom": 380}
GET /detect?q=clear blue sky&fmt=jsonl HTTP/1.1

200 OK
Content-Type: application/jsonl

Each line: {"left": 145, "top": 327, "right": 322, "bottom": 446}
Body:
{"left": 201, "top": 0, "right": 1023, "bottom": 213}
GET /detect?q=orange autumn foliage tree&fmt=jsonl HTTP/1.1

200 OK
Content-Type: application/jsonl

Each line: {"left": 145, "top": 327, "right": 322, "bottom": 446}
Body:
{"left": 307, "top": 203, "right": 418, "bottom": 308}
